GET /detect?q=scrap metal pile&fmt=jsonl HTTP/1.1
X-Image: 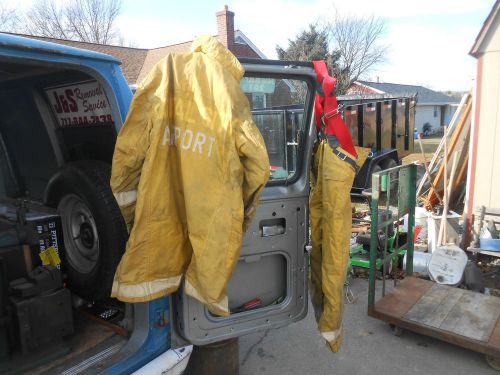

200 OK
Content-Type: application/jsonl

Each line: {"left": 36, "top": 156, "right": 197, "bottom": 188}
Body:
{"left": 405, "top": 91, "right": 498, "bottom": 294}
{"left": 347, "top": 89, "right": 475, "bottom": 281}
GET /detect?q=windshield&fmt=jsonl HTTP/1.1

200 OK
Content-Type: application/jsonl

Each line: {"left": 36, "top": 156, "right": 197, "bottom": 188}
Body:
{"left": 241, "top": 76, "right": 310, "bottom": 182}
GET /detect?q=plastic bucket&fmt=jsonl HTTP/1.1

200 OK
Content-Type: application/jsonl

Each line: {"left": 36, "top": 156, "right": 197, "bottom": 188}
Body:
{"left": 427, "top": 210, "right": 460, "bottom": 253}
{"left": 403, "top": 207, "right": 430, "bottom": 241}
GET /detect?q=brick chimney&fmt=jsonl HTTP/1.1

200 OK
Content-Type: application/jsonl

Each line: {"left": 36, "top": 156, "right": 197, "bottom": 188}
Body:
{"left": 216, "top": 5, "right": 235, "bottom": 49}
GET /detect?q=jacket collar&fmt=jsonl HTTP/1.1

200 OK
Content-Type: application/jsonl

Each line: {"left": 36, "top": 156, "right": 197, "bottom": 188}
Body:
{"left": 191, "top": 35, "right": 244, "bottom": 81}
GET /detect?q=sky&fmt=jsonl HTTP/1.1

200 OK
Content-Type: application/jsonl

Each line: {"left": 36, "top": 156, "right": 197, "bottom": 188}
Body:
{"left": 114, "top": 0, "right": 493, "bottom": 92}
{"left": 5, "top": 0, "right": 495, "bottom": 91}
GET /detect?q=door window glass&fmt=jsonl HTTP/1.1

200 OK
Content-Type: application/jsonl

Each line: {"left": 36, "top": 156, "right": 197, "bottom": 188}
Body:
{"left": 241, "top": 77, "right": 310, "bottom": 181}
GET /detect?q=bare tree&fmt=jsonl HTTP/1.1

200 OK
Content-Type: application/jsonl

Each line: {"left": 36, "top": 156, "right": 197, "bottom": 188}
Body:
{"left": 26, "top": 0, "right": 70, "bottom": 39}
{"left": 324, "top": 10, "right": 388, "bottom": 93}
{"left": 0, "top": 4, "right": 21, "bottom": 32}
{"left": 279, "top": 11, "right": 387, "bottom": 94}
{"left": 25, "top": 0, "right": 123, "bottom": 44}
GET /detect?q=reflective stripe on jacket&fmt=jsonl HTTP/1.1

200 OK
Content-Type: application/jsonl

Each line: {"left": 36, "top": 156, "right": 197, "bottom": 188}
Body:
{"left": 110, "top": 35, "right": 270, "bottom": 316}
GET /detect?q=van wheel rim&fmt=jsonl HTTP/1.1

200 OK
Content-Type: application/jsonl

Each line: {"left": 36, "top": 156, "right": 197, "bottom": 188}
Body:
{"left": 58, "top": 194, "right": 99, "bottom": 274}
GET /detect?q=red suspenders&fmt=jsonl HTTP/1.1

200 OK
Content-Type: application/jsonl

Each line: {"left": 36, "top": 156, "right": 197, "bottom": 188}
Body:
{"left": 312, "top": 60, "right": 357, "bottom": 158}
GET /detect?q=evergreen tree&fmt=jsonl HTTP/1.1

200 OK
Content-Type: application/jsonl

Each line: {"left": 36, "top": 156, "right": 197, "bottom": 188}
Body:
{"left": 276, "top": 24, "right": 343, "bottom": 95}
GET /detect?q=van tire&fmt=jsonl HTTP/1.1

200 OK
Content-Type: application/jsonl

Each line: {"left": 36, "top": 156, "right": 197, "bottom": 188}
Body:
{"left": 45, "top": 160, "right": 128, "bottom": 301}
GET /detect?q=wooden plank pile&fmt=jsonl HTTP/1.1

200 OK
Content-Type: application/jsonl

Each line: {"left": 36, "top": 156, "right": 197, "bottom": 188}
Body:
{"left": 416, "top": 92, "right": 472, "bottom": 214}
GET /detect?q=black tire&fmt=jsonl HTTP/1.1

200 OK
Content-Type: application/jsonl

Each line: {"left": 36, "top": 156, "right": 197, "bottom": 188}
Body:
{"left": 380, "top": 158, "right": 398, "bottom": 170}
{"left": 368, "top": 164, "right": 382, "bottom": 188}
{"left": 45, "top": 160, "right": 128, "bottom": 301}
{"left": 380, "top": 158, "right": 398, "bottom": 193}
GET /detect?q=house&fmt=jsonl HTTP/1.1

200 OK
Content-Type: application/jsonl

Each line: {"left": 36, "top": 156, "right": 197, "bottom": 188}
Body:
{"left": 465, "top": 0, "right": 500, "bottom": 241}
{"left": 9, "top": 6, "right": 264, "bottom": 86}
{"left": 348, "top": 81, "right": 459, "bottom": 134}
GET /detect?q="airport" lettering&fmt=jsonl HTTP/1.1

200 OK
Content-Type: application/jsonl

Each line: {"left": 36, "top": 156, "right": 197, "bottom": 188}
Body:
{"left": 162, "top": 126, "right": 216, "bottom": 157}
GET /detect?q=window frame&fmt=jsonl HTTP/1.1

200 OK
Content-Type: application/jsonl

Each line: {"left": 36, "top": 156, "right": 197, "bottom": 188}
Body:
{"left": 241, "top": 73, "right": 314, "bottom": 186}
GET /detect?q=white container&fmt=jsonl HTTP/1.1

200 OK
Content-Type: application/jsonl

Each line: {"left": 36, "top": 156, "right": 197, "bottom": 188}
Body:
{"left": 428, "top": 244, "right": 467, "bottom": 286}
{"left": 427, "top": 210, "right": 460, "bottom": 253}
{"left": 403, "top": 207, "right": 430, "bottom": 241}
{"left": 403, "top": 251, "right": 432, "bottom": 276}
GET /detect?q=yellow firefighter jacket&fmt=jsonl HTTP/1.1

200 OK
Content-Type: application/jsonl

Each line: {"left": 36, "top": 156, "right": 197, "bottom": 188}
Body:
{"left": 110, "top": 35, "right": 270, "bottom": 316}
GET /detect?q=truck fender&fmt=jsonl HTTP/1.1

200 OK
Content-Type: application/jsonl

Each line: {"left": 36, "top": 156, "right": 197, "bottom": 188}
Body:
{"left": 356, "top": 149, "right": 399, "bottom": 188}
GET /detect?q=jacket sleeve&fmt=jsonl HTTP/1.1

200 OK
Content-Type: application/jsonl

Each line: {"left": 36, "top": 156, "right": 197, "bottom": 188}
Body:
{"left": 111, "top": 68, "right": 160, "bottom": 230}
{"left": 235, "top": 119, "right": 270, "bottom": 231}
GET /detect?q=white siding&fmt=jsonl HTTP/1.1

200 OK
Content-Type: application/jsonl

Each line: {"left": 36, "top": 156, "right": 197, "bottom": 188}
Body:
{"left": 415, "top": 105, "right": 457, "bottom": 133}
{"left": 415, "top": 105, "right": 440, "bottom": 133}
{"left": 472, "top": 15, "right": 500, "bottom": 209}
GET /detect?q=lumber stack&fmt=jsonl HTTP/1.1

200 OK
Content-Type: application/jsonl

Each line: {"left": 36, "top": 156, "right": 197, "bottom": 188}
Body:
{"left": 416, "top": 92, "right": 472, "bottom": 213}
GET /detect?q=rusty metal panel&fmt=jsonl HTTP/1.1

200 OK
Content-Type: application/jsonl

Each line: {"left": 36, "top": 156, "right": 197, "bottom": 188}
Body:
{"left": 408, "top": 98, "right": 416, "bottom": 153}
{"left": 363, "top": 103, "right": 377, "bottom": 149}
{"left": 396, "top": 99, "right": 407, "bottom": 157}
{"left": 381, "top": 101, "right": 392, "bottom": 149}
{"left": 343, "top": 105, "right": 359, "bottom": 146}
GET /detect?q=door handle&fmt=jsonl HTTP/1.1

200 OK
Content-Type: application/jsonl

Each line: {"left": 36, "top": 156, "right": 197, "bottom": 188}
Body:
{"left": 259, "top": 218, "right": 286, "bottom": 237}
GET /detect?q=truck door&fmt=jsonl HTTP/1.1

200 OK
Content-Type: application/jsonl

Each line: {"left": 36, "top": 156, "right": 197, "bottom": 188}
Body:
{"left": 174, "top": 61, "right": 316, "bottom": 345}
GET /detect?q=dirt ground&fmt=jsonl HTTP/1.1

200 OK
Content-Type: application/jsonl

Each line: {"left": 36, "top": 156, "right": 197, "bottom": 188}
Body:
{"left": 402, "top": 135, "right": 441, "bottom": 165}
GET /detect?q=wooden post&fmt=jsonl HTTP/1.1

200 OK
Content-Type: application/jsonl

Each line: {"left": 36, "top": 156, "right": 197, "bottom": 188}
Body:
{"left": 438, "top": 152, "right": 458, "bottom": 246}
{"left": 417, "top": 135, "right": 443, "bottom": 206}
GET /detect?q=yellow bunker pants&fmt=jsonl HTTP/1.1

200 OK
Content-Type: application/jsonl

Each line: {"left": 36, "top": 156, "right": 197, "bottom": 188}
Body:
{"left": 310, "top": 141, "right": 369, "bottom": 352}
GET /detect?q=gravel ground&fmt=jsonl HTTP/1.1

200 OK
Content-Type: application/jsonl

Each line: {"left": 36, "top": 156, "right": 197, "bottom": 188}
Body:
{"left": 239, "top": 277, "right": 498, "bottom": 375}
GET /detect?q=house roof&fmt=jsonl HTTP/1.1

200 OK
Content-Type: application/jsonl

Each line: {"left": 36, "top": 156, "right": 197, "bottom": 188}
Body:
{"left": 234, "top": 30, "right": 265, "bottom": 58}
{"left": 7, "top": 31, "right": 262, "bottom": 84}
{"left": 4, "top": 8, "right": 263, "bottom": 84}
{"left": 470, "top": 0, "right": 500, "bottom": 57}
{"left": 7, "top": 32, "right": 148, "bottom": 83}
{"left": 135, "top": 31, "right": 260, "bottom": 83}
{"left": 136, "top": 40, "right": 194, "bottom": 83}
{"left": 355, "top": 80, "right": 458, "bottom": 105}
{"left": 0, "top": 32, "right": 123, "bottom": 64}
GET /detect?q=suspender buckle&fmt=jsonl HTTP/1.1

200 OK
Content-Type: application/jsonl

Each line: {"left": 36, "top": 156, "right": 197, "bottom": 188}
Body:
{"left": 332, "top": 147, "right": 360, "bottom": 174}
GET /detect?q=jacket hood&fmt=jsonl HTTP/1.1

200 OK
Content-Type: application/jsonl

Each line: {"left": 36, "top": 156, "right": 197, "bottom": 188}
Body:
{"left": 191, "top": 35, "right": 245, "bottom": 81}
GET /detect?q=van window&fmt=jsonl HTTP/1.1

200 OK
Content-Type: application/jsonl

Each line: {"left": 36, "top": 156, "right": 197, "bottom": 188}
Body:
{"left": 241, "top": 77, "right": 310, "bottom": 181}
